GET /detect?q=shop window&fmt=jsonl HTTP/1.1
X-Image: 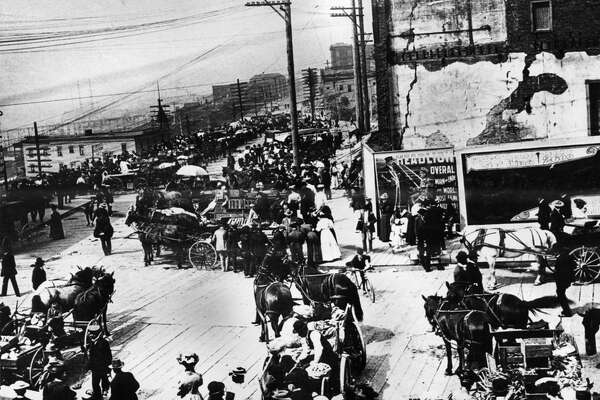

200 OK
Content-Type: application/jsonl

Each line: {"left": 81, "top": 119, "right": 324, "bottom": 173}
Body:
{"left": 79, "top": 145, "right": 85, "bottom": 156}
{"left": 531, "top": 1, "right": 551, "bottom": 31}
{"left": 56, "top": 146, "right": 62, "bottom": 157}
{"left": 69, "top": 145, "right": 74, "bottom": 154}
{"left": 589, "top": 81, "right": 600, "bottom": 136}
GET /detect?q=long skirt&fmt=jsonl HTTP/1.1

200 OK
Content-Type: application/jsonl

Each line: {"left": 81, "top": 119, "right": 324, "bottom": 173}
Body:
{"left": 320, "top": 228, "right": 341, "bottom": 262}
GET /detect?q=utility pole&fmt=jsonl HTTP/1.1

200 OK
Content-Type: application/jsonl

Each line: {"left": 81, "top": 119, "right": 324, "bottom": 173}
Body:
{"left": 33, "top": 122, "right": 42, "bottom": 179}
{"left": 357, "top": 0, "right": 370, "bottom": 132}
{"left": 331, "top": 4, "right": 365, "bottom": 134}
{"left": 246, "top": 1, "right": 300, "bottom": 167}
{"left": 0, "top": 146, "right": 8, "bottom": 192}
{"left": 236, "top": 79, "right": 244, "bottom": 120}
{"left": 302, "top": 67, "right": 317, "bottom": 120}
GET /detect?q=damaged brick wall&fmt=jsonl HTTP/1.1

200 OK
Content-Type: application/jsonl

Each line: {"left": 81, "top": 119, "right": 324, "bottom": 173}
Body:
{"left": 372, "top": 0, "right": 600, "bottom": 149}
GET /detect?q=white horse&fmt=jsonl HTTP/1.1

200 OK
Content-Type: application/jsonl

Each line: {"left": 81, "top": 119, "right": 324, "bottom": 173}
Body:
{"left": 461, "top": 226, "right": 557, "bottom": 289}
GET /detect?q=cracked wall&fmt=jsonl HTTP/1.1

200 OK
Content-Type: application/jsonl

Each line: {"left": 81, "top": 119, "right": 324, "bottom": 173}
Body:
{"left": 392, "top": 51, "right": 600, "bottom": 150}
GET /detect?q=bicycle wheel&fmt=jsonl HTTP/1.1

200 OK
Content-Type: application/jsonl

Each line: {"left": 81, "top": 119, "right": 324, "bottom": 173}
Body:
{"left": 364, "top": 279, "right": 375, "bottom": 303}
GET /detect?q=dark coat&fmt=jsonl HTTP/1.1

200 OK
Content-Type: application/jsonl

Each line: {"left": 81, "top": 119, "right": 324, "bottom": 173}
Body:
{"left": 49, "top": 211, "right": 65, "bottom": 240}
{"left": 538, "top": 202, "right": 551, "bottom": 230}
{"left": 109, "top": 371, "right": 140, "bottom": 400}
{"left": 287, "top": 230, "right": 306, "bottom": 259}
{"left": 43, "top": 379, "right": 76, "bottom": 400}
{"left": 306, "top": 230, "right": 322, "bottom": 265}
{"left": 250, "top": 229, "right": 269, "bottom": 259}
{"left": 346, "top": 254, "right": 371, "bottom": 270}
{"left": 87, "top": 337, "right": 112, "bottom": 372}
{"left": 555, "top": 252, "right": 575, "bottom": 289}
{"left": 94, "top": 217, "right": 114, "bottom": 239}
{"left": 453, "top": 261, "right": 483, "bottom": 289}
{"left": 550, "top": 209, "right": 565, "bottom": 236}
{"left": 32, "top": 266, "right": 46, "bottom": 290}
{"left": 1, "top": 253, "right": 17, "bottom": 277}
{"left": 271, "top": 230, "right": 287, "bottom": 252}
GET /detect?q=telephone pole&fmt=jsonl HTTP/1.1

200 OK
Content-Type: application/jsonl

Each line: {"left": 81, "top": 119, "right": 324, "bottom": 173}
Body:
{"left": 357, "top": 0, "right": 370, "bottom": 131}
{"left": 236, "top": 78, "right": 244, "bottom": 120}
{"left": 246, "top": 1, "right": 300, "bottom": 167}
{"left": 33, "top": 122, "right": 42, "bottom": 178}
{"left": 331, "top": 4, "right": 365, "bottom": 134}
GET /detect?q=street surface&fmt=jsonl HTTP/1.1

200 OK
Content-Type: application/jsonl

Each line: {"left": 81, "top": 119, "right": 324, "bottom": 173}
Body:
{"left": 4, "top": 187, "right": 600, "bottom": 399}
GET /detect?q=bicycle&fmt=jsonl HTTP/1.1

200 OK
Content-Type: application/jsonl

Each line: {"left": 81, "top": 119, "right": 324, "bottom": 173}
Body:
{"left": 345, "top": 267, "right": 375, "bottom": 303}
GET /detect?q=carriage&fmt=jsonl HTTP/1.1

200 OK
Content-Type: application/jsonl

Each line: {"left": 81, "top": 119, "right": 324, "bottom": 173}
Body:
{"left": 102, "top": 171, "right": 147, "bottom": 192}
{"left": 258, "top": 304, "right": 366, "bottom": 400}
{"left": 0, "top": 268, "right": 114, "bottom": 389}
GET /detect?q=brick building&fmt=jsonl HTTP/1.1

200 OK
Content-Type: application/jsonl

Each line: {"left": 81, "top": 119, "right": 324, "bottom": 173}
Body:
{"left": 370, "top": 0, "right": 600, "bottom": 150}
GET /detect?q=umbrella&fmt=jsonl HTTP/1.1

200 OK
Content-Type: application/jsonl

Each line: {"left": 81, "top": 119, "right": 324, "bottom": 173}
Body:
{"left": 313, "top": 161, "right": 325, "bottom": 168}
{"left": 176, "top": 165, "right": 208, "bottom": 177}
{"left": 155, "top": 162, "right": 175, "bottom": 170}
{"left": 177, "top": 155, "right": 188, "bottom": 160}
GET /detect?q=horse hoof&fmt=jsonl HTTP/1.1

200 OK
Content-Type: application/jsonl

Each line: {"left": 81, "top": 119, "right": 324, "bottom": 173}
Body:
{"left": 444, "top": 369, "right": 453, "bottom": 376}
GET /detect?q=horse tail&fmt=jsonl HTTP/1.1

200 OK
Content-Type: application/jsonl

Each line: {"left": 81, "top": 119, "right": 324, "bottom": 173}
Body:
{"left": 523, "top": 296, "right": 555, "bottom": 315}
{"left": 31, "top": 295, "right": 44, "bottom": 313}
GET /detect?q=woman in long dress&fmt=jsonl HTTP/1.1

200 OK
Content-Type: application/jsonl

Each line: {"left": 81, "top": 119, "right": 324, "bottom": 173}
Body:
{"left": 317, "top": 216, "right": 341, "bottom": 262}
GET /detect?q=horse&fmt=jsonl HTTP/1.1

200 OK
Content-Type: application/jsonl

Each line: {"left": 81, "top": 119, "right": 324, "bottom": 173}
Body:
{"left": 73, "top": 272, "right": 115, "bottom": 336}
{"left": 125, "top": 209, "right": 189, "bottom": 268}
{"left": 136, "top": 187, "right": 193, "bottom": 214}
{"left": 31, "top": 267, "right": 105, "bottom": 313}
{"left": 254, "top": 269, "right": 294, "bottom": 342}
{"left": 461, "top": 226, "right": 557, "bottom": 289}
{"left": 293, "top": 265, "right": 363, "bottom": 322}
{"left": 445, "top": 282, "right": 550, "bottom": 329}
{"left": 422, "top": 295, "right": 492, "bottom": 375}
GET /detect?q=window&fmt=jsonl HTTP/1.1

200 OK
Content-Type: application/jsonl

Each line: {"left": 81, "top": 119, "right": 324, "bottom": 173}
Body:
{"left": 56, "top": 146, "right": 62, "bottom": 157}
{"left": 29, "top": 165, "right": 37, "bottom": 173}
{"left": 347, "top": 85, "right": 352, "bottom": 92}
{"left": 68, "top": 145, "right": 74, "bottom": 154}
{"left": 531, "top": 1, "right": 551, "bottom": 31}
{"left": 121, "top": 143, "right": 127, "bottom": 152}
{"left": 339, "top": 85, "right": 343, "bottom": 91}
{"left": 588, "top": 81, "right": 600, "bottom": 136}
{"left": 79, "top": 145, "right": 85, "bottom": 156}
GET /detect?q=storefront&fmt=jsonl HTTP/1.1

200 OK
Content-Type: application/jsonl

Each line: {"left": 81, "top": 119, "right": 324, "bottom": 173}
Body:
{"left": 456, "top": 137, "right": 600, "bottom": 227}
{"left": 363, "top": 144, "right": 459, "bottom": 236}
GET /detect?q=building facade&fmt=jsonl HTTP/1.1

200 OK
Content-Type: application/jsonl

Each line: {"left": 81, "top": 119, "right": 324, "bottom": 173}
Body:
{"left": 21, "top": 129, "right": 166, "bottom": 177}
{"left": 371, "top": 0, "right": 600, "bottom": 150}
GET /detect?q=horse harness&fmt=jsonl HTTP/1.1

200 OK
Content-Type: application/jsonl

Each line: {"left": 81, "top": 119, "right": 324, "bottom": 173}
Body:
{"left": 465, "top": 228, "right": 547, "bottom": 257}
{"left": 461, "top": 293, "right": 503, "bottom": 328}
{"left": 433, "top": 304, "right": 487, "bottom": 351}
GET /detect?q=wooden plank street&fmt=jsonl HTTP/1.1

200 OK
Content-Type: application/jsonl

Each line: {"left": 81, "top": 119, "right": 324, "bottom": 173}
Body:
{"left": 2, "top": 186, "right": 599, "bottom": 399}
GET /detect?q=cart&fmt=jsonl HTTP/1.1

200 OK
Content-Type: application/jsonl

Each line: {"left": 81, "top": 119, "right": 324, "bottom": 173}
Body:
{"left": 0, "top": 309, "right": 105, "bottom": 389}
{"left": 103, "top": 171, "right": 147, "bottom": 192}
{"left": 258, "top": 304, "right": 366, "bottom": 399}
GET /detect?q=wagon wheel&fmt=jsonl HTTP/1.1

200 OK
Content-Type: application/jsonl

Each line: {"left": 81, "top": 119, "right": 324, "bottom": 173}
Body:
{"left": 189, "top": 240, "right": 217, "bottom": 270}
{"left": 344, "top": 308, "right": 367, "bottom": 372}
{"left": 28, "top": 347, "right": 49, "bottom": 390}
{"left": 569, "top": 246, "right": 600, "bottom": 284}
{"left": 339, "top": 353, "right": 351, "bottom": 396}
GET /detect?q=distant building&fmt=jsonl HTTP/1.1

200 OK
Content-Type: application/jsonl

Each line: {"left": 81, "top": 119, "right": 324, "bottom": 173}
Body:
{"left": 330, "top": 43, "right": 354, "bottom": 70}
{"left": 248, "top": 73, "right": 288, "bottom": 104}
{"left": 20, "top": 129, "right": 166, "bottom": 177}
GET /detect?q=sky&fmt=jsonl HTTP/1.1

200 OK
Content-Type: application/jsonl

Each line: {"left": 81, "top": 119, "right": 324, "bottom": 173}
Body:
{"left": 0, "top": 0, "right": 372, "bottom": 132}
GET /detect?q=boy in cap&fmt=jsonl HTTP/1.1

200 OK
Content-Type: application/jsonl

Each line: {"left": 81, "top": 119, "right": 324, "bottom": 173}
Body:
{"left": 10, "top": 380, "right": 30, "bottom": 399}
{"left": 109, "top": 359, "right": 139, "bottom": 400}
{"left": 31, "top": 257, "right": 46, "bottom": 290}
{"left": 87, "top": 324, "right": 112, "bottom": 399}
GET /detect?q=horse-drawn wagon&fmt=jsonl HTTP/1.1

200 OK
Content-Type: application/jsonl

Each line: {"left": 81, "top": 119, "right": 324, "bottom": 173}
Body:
{"left": 103, "top": 171, "right": 147, "bottom": 192}
{"left": 0, "top": 267, "right": 114, "bottom": 389}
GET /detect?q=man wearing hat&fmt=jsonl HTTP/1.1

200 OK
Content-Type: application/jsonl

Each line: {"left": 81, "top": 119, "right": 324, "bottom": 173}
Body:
{"left": 207, "top": 381, "right": 226, "bottom": 400}
{"left": 1, "top": 247, "right": 20, "bottom": 297}
{"left": 549, "top": 200, "right": 566, "bottom": 244}
{"left": 176, "top": 353, "right": 203, "bottom": 399}
{"left": 287, "top": 222, "right": 306, "bottom": 264}
{"left": 10, "top": 380, "right": 30, "bottom": 399}
{"left": 87, "top": 324, "right": 112, "bottom": 399}
{"left": 43, "top": 360, "right": 76, "bottom": 400}
{"left": 109, "top": 359, "right": 139, "bottom": 400}
{"left": 31, "top": 257, "right": 46, "bottom": 290}
{"left": 93, "top": 203, "right": 114, "bottom": 256}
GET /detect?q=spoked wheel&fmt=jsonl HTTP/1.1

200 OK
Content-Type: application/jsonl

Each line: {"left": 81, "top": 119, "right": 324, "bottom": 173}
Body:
{"left": 339, "top": 353, "right": 351, "bottom": 396}
{"left": 364, "top": 279, "right": 375, "bottom": 303}
{"left": 28, "top": 347, "right": 49, "bottom": 390}
{"left": 570, "top": 246, "right": 600, "bottom": 285}
{"left": 189, "top": 240, "right": 217, "bottom": 270}
{"left": 343, "top": 308, "right": 367, "bottom": 372}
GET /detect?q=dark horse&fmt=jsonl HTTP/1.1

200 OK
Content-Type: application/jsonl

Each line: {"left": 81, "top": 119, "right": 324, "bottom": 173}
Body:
{"left": 445, "top": 282, "right": 550, "bottom": 329}
{"left": 254, "top": 271, "right": 294, "bottom": 342}
{"left": 125, "top": 208, "right": 189, "bottom": 268}
{"left": 423, "top": 295, "right": 492, "bottom": 375}
{"left": 293, "top": 265, "right": 363, "bottom": 322}
{"left": 32, "top": 267, "right": 105, "bottom": 313}
{"left": 73, "top": 272, "right": 115, "bottom": 336}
